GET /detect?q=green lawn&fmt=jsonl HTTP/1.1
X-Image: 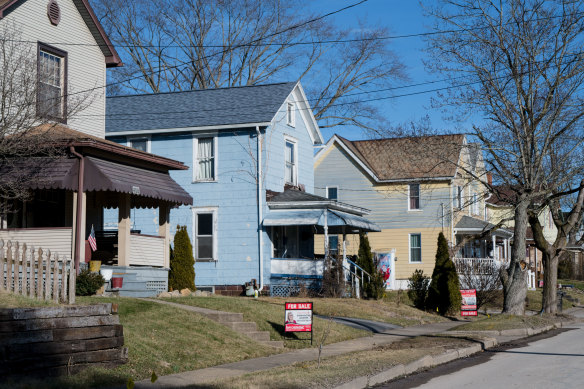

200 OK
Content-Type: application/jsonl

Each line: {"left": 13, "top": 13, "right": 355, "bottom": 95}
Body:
{"left": 164, "top": 295, "right": 370, "bottom": 349}
{"left": 450, "top": 314, "right": 558, "bottom": 332}
{"left": 0, "top": 291, "right": 59, "bottom": 308}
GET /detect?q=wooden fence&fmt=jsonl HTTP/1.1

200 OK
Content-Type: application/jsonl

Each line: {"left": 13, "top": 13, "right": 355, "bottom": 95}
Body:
{"left": 0, "top": 239, "right": 75, "bottom": 304}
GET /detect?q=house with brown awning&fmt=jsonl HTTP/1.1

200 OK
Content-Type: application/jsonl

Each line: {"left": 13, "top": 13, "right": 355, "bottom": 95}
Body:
{"left": 0, "top": 0, "right": 192, "bottom": 296}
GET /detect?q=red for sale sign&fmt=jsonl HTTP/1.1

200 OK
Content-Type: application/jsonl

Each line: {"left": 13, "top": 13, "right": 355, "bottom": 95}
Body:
{"left": 284, "top": 302, "right": 313, "bottom": 332}
{"left": 461, "top": 289, "right": 478, "bottom": 316}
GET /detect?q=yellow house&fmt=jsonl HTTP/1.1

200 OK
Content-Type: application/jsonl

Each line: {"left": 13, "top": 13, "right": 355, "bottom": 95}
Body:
{"left": 314, "top": 134, "right": 512, "bottom": 288}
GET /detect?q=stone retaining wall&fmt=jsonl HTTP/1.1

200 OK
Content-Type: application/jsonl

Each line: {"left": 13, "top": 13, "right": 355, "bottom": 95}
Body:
{"left": 0, "top": 303, "right": 127, "bottom": 377}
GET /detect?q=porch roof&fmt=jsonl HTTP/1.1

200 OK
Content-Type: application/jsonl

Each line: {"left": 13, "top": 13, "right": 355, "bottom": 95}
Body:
{"left": 263, "top": 208, "right": 381, "bottom": 232}
{"left": 455, "top": 216, "right": 513, "bottom": 238}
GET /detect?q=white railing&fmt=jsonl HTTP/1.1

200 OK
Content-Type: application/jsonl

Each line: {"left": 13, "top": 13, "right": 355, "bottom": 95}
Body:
{"left": 0, "top": 228, "right": 72, "bottom": 260}
{"left": 129, "top": 234, "right": 165, "bottom": 267}
{"left": 454, "top": 257, "right": 502, "bottom": 275}
{"left": 0, "top": 239, "right": 75, "bottom": 304}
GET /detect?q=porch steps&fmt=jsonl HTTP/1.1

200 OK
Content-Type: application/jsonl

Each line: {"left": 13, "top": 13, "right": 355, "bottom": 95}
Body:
{"left": 145, "top": 299, "right": 284, "bottom": 348}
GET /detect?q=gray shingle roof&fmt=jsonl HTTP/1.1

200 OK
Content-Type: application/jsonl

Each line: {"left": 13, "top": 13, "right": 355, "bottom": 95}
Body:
{"left": 106, "top": 82, "right": 297, "bottom": 133}
{"left": 455, "top": 215, "right": 495, "bottom": 230}
{"left": 268, "top": 189, "right": 329, "bottom": 203}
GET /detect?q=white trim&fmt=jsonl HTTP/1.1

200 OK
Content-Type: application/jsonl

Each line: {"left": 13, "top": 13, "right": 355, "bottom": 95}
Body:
{"left": 409, "top": 233, "right": 422, "bottom": 263}
{"left": 106, "top": 122, "right": 271, "bottom": 137}
{"left": 192, "top": 207, "right": 218, "bottom": 262}
{"left": 407, "top": 183, "right": 421, "bottom": 211}
{"left": 286, "top": 101, "right": 296, "bottom": 127}
{"left": 291, "top": 82, "right": 324, "bottom": 145}
{"left": 192, "top": 133, "right": 218, "bottom": 182}
{"left": 127, "top": 135, "right": 151, "bottom": 153}
{"left": 284, "top": 135, "right": 298, "bottom": 186}
{"left": 326, "top": 185, "right": 339, "bottom": 201}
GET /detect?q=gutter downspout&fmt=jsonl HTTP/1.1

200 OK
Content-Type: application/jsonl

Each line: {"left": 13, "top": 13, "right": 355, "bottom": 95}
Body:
{"left": 256, "top": 126, "right": 264, "bottom": 292}
{"left": 70, "top": 146, "right": 84, "bottom": 274}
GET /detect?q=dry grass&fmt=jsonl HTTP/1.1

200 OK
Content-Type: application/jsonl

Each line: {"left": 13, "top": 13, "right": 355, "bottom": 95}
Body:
{"left": 2, "top": 296, "right": 279, "bottom": 389}
{"left": 450, "top": 314, "right": 558, "bottom": 332}
{"left": 164, "top": 295, "right": 369, "bottom": 349}
{"left": 0, "top": 290, "right": 59, "bottom": 308}
{"left": 206, "top": 335, "right": 476, "bottom": 389}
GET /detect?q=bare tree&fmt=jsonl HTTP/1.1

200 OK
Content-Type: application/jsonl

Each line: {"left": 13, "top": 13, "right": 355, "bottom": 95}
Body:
{"left": 424, "top": 0, "right": 584, "bottom": 314}
{"left": 90, "top": 0, "right": 406, "bottom": 131}
{"left": 0, "top": 26, "right": 91, "bottom": 216}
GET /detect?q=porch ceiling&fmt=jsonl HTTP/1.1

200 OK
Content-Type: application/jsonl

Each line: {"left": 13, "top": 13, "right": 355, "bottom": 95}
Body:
{"left": 455, "top": 215, "right": 513, "bottom": 238}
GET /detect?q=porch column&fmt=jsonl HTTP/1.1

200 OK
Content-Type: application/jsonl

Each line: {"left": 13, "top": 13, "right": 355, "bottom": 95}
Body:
{"left": 118, "top": 193, "right": 131, "bottom": 267}
{"left": 72, "top": 192, "right": 87, "bottom": 268}
{"left": 159, "top": 202, "right": 171, "bottom": 268}
{"left": 492, "top": 235, "right": 497, "bottom": 260}
{"left": 342, "top": 227, "right": 347, "bottom": 281}
{"left": 504, "top": 238, "right": 509, "bottom": 261}
{"left": 324, "top": 209, "right": 329, "bottom": 258}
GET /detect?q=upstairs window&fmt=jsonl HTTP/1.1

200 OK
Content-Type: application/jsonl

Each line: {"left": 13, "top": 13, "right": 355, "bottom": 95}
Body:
{"left": 455, "top": 185, "right": 463, "bottom": 209}
{"left": 129, "top": 137, "right": 149, "bottom": 152}
{"left": 410, "top": 233, "right": 422, "bottom": 263}
{"left": 194, "top": 137, "right": 216, "bottom": 181}
{"left": 285, "top": 139, "right": 297, "bottom": 185}
{"left": 409, "top": 183, "right": 420, "bottom": 210}
{"left": 37, "top": 43, "right": 67, "bottom": 121}
{"left": 326, "top": 186, "right": 338, "bottom": 201}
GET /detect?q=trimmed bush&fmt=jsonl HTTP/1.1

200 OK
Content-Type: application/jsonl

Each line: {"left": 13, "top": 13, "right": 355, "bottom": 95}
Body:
{"left": 407, "top": 269, "right": 429, "bottom": 309}
{"left": 76, "top": 269, "right": 105, "bottom": 296}
{"left": 426, "top": 232, "right": 461, "bottom": 315}
{"left": 169, "top": 225, "right": 196, "bottom": 291}
{"left": 357, "top": 232, "right": 385, "bottom": 299}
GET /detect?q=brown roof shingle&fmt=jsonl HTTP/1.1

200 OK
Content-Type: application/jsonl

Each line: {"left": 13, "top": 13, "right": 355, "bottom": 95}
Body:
{"left": 337, "top": 134, "right": 465, "bottom": 181}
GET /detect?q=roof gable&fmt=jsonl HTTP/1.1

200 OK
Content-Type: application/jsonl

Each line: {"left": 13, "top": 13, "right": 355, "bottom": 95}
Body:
{"left": 0, "top": 0, "right": 121, "bottom": 67}
{"left": 316, "top": 134, "right": 465, "bottom": 182}
{"left": 105, "top": 82, "right": 323, "bottom": 144}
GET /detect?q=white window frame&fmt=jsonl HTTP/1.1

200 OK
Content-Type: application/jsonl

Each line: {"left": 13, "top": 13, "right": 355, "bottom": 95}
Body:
{"left": 193, "top": 134, "right": 218, "bottom": 182}
{"left": 455, "top": 185, "right": 463, "bottom": 209}
{"left": 473, "top": 193, "right": 479, "bottom": 215}
{"left": 127, "top": 135, "right": 151, "bottom": 153}
{"left": 326, "top": 185, "right": 339, "bottom": 201}
{"left": 284, "top": 136, "right": 298, "bottom": 186}
{"left": 409, "top": 233, "right": 422, "bottom": 263}
{"left": 286, "top": 101, "right": 296, "bottom": 127}
{"left": 192, "top": 207, "right": 218, "bottom": 262}
{"left": 37, "top": 43, "right": 67, "bottom": 122}
{"left": 408, "top": 183, "right": 421, "bottom": 211}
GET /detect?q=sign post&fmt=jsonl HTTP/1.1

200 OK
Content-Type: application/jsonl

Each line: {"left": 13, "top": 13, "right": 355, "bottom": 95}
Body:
{"left": 284, "top": 302, "right": 313, "bottom": 345}
{"left": 460, "top": 289, "right": 478, "bottom": 317}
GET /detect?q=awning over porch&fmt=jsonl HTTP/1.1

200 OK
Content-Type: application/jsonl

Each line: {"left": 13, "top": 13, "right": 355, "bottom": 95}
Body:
{"left": 263, "top": 208, "right": 381, "bottom": 232}
{"left": 455, "top": 215, "right": 513, "bottom": 238}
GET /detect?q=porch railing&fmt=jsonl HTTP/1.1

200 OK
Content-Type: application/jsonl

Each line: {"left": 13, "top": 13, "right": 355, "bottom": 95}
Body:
{"left": 454, "top": 257, "right": 502, "bottom": 275}
{"left": 0, "top": 239, "right": 75, "bottom": 304}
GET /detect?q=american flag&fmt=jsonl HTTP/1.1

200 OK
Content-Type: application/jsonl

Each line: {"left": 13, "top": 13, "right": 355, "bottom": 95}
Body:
{"left": 88, "top": 225, "right": 97, "bottom": 252}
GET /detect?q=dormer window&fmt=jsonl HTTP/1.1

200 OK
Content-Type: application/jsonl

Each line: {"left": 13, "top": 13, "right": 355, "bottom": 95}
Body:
{"left": 286, "top": 102, "right": 295, "bottom": 127}
{"left": 37, "top": 43, "right": 67, "bottom": 122}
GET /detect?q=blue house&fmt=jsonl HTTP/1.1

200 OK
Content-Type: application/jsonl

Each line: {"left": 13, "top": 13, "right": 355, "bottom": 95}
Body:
{"left": 105, "top": 82, "right": 333, "bottom": 294}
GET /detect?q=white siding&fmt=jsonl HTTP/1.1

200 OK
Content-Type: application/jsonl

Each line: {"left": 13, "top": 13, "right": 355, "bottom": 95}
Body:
{"left": 129, "top": 234, "right": 165, "bottom": 267}
{"left": 0, "top": 228, "right": 73, "bottom": 259}
{"left": 2, "top": 0, "right": 107, "bottom": 137}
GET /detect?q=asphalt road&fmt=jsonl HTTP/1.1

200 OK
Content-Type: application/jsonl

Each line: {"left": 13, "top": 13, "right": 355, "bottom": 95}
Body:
{"left": 378, "top": 322, "right": 584, "bottom": 389}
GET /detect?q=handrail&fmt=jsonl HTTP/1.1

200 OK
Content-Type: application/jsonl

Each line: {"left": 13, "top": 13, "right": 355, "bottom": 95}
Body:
{"left": 346, "top": 258, "right": 371, "bottom": 278}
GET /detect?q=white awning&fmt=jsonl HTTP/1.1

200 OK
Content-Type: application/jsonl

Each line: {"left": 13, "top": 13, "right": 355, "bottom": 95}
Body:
{"left": 263, "top": 208, "right": 380, "bottom": 232}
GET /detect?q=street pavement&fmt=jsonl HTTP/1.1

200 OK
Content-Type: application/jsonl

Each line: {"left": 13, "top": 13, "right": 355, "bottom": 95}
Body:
{"left": 380, "top": 309, "right": 584, "bottom": 389}
{"left": 314, "top": 314, "right": 402, "bottom": 333}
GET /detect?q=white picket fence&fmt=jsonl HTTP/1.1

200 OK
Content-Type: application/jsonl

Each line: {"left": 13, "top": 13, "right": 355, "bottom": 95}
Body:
{"left": 0, "top": 239, "right": 75, "bottom": 304}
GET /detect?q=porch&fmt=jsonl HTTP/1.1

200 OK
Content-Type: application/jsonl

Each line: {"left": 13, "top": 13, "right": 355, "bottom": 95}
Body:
{"left": 264, "top": 189, "right": 380, "bottom": 297}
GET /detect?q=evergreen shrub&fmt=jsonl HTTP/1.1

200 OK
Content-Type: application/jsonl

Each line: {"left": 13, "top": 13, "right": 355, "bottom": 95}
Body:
{"left": 407, "top": 269, "right": 429, "bottom": 309}
{"left": 169, "top": 225, "right": 196, "bottom": 291}
{"left": 426, "top": 232, "right": 461, "bottom": 315}
{"left": 76, "top": 269, "right": 105, "bottom": 296}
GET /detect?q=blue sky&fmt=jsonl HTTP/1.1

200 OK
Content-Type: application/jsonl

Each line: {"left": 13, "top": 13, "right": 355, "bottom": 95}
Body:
{"left": 313, "top": 0, "right": 460, "bottom": 142}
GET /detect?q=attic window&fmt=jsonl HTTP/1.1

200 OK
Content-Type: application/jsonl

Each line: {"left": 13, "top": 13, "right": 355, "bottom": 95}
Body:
{"left": 286, "top": 102, "right": 295, "bottom": 127}
{"left": 47, "top": 0, "right": 61, "bottom": 26}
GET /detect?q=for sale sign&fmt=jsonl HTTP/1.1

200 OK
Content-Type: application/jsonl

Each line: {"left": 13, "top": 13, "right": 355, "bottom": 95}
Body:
{"left": 461, "top": 289, "right": 478, "bottom": 316}
{"left": 284, "top": 302, "right": 313, "bottom": 332}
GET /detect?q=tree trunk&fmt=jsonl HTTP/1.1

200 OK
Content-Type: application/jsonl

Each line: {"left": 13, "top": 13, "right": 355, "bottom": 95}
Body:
{"left": 501, "top": 199, "right": 528, "bottom": 315}
{"left": 541, "top": 251, "right": 559, "bottom": 313}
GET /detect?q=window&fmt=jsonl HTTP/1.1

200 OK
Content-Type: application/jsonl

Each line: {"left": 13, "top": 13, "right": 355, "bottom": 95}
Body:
{"left": 194, "top": 136, "right": 216, "bottom": 181}
{"left": 326, "top": 186, "right": 338, "bottom": 200}
{"left": 286, "top": 102, "right": 295, "bottom": 127}
{"left": 455, "top": 185, "right": 463, "bottom": 209}
{"left": 193, "top": 208, "right": 217, "bottom": 261}
{"left": 285, "top": 139, "right": 297, "bottom": 185}
{"left": 409, "top": 233, "right": 422, "bottom": 263}
{"left": 37, "top": 43, "right": 67, "bottom": 121}
{"left": 409, "top": 184, "right": 420, "bottom": 210}
{"left": 271, "top": 226, "right": 314, "bottom": 259}
{"left": 128, "top": 137, "right": 149, "bottom": 152}
{"left": 328, "top": 235, "right": 339, "bottom": 256}
{"left": 473, "top": 193, "right": 479, "bottom": 214}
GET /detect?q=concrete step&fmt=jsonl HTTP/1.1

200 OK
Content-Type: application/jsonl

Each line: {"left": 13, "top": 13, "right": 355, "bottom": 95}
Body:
{"left": 225, "top": 321, "right": 257, "bottom": 332}
{"left": 262, "top": 340, "right": 284, "bottom": 348}
{"left": 244, "top": 331, "right": 271, "bottom": 342}
{"left": 206, "top": 312, "right": 244, "bottom": 323}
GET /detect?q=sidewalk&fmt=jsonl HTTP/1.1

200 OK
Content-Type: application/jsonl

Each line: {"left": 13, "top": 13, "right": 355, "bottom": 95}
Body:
{"left": 134, "top": 302, "right": 583, "bottom": 389}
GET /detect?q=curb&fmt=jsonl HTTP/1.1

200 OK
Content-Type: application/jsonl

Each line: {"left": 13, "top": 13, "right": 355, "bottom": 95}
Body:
{"left": 332, "top": 322, "right": 566, "bottom": 389}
